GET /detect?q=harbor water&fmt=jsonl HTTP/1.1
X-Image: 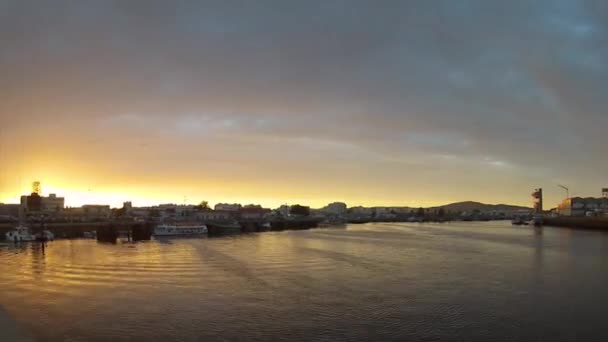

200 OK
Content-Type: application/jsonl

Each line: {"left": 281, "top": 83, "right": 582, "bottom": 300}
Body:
{"left": 1, "top": 221, "right": 607, "bottom": 341}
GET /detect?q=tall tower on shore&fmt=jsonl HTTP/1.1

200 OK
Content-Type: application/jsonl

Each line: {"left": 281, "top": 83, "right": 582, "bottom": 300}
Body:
{"left": 532, "top": 188, "right": 543, "bottom": 214}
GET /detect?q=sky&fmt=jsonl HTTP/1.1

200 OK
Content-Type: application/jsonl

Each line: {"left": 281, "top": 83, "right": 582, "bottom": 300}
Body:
{"left": 1, "top": 0, "right": 607, "bottom": 209}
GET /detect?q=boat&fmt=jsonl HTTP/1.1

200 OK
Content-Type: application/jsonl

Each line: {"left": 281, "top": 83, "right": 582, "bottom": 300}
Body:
{"left": 530, "top": 215, "right": 544, "bottom": 227}
{"left": 5, "top": 225, "right": 36, "bottom": 242}
{"left": 154, "top": 223, "right": 208, "bottom": 237}
{"left": 511, "top": 217, "right": 525, "bottom": 225}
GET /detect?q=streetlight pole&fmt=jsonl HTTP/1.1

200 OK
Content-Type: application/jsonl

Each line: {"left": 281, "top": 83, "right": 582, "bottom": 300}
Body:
{"left": 558, "top": 184, "right": 569, "bottom": 200}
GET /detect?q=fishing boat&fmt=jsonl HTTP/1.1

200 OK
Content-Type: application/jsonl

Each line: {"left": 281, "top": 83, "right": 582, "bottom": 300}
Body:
{"left": 154, "top": 223, "right": 208, "bottom": 237}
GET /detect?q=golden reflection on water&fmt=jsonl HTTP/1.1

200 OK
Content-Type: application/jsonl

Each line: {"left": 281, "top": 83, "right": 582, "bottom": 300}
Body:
{"left": 1, "top": 223, "right": 608, "bottom": 341}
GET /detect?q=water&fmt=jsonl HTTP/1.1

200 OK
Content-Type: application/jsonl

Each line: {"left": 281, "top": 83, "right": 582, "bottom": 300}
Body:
{"left": 1, "top": 222, "right": 607, "bottom": 341}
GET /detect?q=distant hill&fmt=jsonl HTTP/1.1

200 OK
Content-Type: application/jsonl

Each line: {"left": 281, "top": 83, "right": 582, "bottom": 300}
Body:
{"left": 431, "top": 201, "right": 530, "bottom": 212}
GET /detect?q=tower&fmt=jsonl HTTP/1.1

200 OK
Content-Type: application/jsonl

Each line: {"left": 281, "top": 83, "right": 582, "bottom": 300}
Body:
{"left": 532, "top": 188, "right": 543, "bottom": 214}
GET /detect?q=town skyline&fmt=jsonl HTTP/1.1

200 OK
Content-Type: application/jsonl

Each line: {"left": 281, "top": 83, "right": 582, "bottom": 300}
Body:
{"left": 1, "top": 177, "right": 606, "bottom": 209}
{"left": 0, "top": 178, "right": 573, "bottom": 211}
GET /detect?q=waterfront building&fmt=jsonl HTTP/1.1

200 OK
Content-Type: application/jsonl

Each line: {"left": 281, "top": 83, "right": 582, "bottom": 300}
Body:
{"left": 82, "top": 205, "right": 111, "bottom": 220}
{"left": 557, "top": 197, "right": 607, "bottom": 216}
{"left": 239, "top": 206, "right": 271, "bottom": 220}
{"left": 277, "top": 205, "right": 291, "bottom": 217}
{"left": 20, "top": 193, "right": 65, "bottom": 215}
{"left": 321, "top": 202, "right": 347, "bottom": 216}
{"left": 348, "top": 206, "right": 374, "bottom": 217}
{"left": 128, "top": 207, "right": 151, "bottom": 219}
{"left": 153, "top": 204, "right": 200, "bottom": 220}
{"left": 59, "top": 205, "right": 111, "bottom": 222}
{"left": 123, "top": 201, "right": 133, "bottom": 214}
{"left": 0, "top": 203, "right": 20, "bottom": 219}
{"left": 195, "top": 210, "right": 232, "bottom": 221}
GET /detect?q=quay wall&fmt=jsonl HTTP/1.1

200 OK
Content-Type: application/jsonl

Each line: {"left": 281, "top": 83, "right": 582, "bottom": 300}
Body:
{"left": 0, "top": 222, "right": 138, "bottom": 240}
{"left": 544, "top": 217, "right": 608, "bottom": 230}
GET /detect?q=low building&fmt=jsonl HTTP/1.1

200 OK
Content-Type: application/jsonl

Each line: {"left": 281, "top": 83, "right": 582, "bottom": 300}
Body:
{"left": 276, "top": 205, "right": 291, "bottom": 217}
{"left": 150, "top": 204, "right": 201, "bottom": 220}
{"left": 321, "top": 202, "right": 348, "bottom": 216}
{"left": 59, "top": 205, "right": 111, "bottom": 222}
{"left": 557, "top": 197, "right": 608, "bottom": 216}
{"left": 348, "top": 206, "right": 374, "bottom": 217}
{"left": 195, "top": 210, "right": 232, "bottom": 221}
{"left": 82, "top": 205, "right": 111, "bottom": 220}
{"left": 214, "top": 203, "right": 242, "bottom": 211}
{"left": 239, "top": 206, "right": 271, "bottom": 220}
{"left": 20, "top": 193, "right": 65, "bottom": 214}
{"left": 0, "top": 203, "right": 20, "bottom": 219}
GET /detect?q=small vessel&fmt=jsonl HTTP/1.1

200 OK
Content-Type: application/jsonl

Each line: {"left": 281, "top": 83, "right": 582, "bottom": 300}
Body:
{"left": 154, "top": 223, "right": 208, "bottom": 237}
{"left": 5, "top": 225, "right": 36, "bottom": 242}
{"left": 530, "top": 215, "right": 543, "bottom": 227}
{"left": 511, "top": 217, "right": 525, "bottom": 225}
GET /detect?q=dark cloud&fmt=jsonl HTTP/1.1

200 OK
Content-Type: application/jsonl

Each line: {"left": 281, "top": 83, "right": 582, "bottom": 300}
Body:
{"left": 1, "top": 0, "right": 606, "bottom": 206}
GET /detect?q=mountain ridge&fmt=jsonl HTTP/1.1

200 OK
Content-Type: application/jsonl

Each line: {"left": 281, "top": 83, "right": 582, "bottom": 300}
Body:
{"left": 431, "top": 201, "right": 530, "bottom": 212}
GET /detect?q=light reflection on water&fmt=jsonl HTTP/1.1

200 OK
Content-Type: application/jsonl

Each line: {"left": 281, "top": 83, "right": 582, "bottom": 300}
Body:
{"left": 1, "top": 222, "right": 608, "bottom": 341}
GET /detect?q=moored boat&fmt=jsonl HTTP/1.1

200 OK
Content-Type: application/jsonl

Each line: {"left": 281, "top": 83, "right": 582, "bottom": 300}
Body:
{"left": 530, "top": 215, "right": 544, "bottom": 227}
{"left": 5, "top": 225, "right": 36, "bottom": 242}
{"left": 511, "top": 217, "right": 525, "bottom": 225}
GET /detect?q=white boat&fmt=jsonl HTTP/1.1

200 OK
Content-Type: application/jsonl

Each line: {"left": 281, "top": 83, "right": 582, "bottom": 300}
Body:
{"left": 154, "top": 224, "right": 208, "bottom": 236}
{"left": 5, "top": 226, "right": 36, "bottom": 242}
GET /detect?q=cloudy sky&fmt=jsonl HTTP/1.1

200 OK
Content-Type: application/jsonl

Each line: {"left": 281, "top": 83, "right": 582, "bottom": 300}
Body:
{"left": 1, "top": 0, "right": 607, "bottom": 208}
